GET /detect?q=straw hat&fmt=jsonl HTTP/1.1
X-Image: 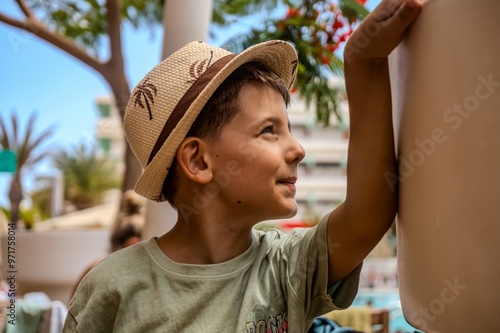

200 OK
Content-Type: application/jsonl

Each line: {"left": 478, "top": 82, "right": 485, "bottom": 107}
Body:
{"left": 124, "top": 40, "right": 298, "bottom": 201}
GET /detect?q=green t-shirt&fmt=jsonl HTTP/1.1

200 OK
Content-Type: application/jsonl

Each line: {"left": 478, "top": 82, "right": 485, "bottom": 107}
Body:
{"left": 63, "top": 214, "right": 361, "bottom": 332}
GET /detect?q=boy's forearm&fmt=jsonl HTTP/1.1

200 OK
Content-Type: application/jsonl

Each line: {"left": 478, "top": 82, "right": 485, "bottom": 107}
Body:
{"left": 342, "top": 59, "right": 397, "bottom": 236}
{"left": 325, "top": 0, "right": 421, "bottom": 285}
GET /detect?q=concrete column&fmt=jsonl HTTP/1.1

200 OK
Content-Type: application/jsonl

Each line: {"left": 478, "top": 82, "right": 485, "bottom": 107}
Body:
{"left": 390, "top": 0, "right": 500, "bottom": 331}
{"left": 161, "top": 0, "right": 214, "bottom": 60}
{"left": 142, "top": 0, "right": 213, "bottom": 239}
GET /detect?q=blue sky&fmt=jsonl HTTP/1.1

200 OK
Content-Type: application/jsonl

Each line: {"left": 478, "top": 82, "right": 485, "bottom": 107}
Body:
{"left": 0, "top": 20, "right": 163, "bottom": 207}
{"left": 0, "top": 0, "right": 380, "bottom": 208}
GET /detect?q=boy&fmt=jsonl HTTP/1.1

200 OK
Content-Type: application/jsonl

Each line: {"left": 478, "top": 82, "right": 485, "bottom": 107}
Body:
{"left": 63, "top": 0, "right": 422, "bottom": 331}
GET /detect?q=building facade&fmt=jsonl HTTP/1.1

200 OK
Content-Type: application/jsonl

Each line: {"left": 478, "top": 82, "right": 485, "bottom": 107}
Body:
{"left": 94, "top": 96, "right": 126, "bottom": 177}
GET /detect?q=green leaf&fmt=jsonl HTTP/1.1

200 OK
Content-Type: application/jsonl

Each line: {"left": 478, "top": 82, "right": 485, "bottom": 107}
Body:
{"left": 28, "top": 0, "right": 163, "bottom": 53}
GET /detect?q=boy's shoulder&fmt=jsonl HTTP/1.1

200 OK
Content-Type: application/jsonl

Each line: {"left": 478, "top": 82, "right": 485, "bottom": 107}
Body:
{"left": 81, "top": 240, "right": 152, "bottom": 286}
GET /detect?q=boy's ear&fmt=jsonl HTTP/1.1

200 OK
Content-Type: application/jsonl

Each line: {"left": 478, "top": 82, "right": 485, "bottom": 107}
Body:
{"left": 176, "top": 137, "right": 213, "bottom": 184}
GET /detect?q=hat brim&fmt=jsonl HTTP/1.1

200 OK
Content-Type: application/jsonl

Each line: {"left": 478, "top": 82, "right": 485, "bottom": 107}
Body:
{"left": 134, "top": 41, "right": 298, "bottom": 202}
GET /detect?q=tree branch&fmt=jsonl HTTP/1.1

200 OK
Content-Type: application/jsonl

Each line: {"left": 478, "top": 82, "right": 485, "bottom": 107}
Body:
{"left": 0, "top": 11, "right": 106, "bottom": 75}
{"left": 0, "top": 11, "right": 26, "bottom": 30}
{"left": 104, "top": 0, "right": 124, "bottom": 74}
{"left": 16, "top": 0, "right": 34, "bottom": 19}
{"left": 102, "top": 0, "right": 130, "bottom": 118}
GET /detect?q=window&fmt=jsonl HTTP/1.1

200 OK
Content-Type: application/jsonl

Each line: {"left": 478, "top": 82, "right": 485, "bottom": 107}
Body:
{"left": 99, "top": 138, "right": 111, "bottom": 153}
{"left": 97, "top": 103, "right": 111, "bottom": 117}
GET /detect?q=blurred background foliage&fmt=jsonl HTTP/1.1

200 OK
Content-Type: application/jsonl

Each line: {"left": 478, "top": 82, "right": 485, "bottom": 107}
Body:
{"left": 54, "top": 144, "right": 120, "bottom": 210}
{"left": 26, "top": 0, "right": 368, "bottom": 124}
{"left": 222, "top": 0, "right": 368, "bottom": 125}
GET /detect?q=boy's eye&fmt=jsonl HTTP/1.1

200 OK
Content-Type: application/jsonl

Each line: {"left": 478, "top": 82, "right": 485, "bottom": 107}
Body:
{"left": 260, "top": 125, "right": 275, "bottom": 135}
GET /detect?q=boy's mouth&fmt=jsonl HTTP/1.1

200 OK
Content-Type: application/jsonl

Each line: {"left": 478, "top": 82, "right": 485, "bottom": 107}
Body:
{"left": 277, "top": 177, "right": 297, "bottom": 192}
{"left": 278, "top": 177, "right": 297, "bottom": 184}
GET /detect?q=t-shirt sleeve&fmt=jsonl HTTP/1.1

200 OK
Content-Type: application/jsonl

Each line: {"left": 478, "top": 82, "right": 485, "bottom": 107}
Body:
{"left": 62, "top": 311, "right": 77, "bottom": 333}
{"left": 62, "top": 255, "right": 124, "bottom": 333}
{"left": 278, "top": 213, "right": 362, "bottom": 320}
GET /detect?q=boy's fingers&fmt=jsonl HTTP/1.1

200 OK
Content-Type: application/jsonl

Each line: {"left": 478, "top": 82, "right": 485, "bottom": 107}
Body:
{"left": 371, "top": 0, "right": 404, "bottom": 21}
{"left": 344, "top": 0, "right": 422, "bottom": 62}
{"left": 372, "top": 0, "right": 420, "bottom": 20}
{"left": 393, "top": 0, "right": 422, "bottom": 29}
{"left": 369, "top": 0, "right": 421, "bottom": 29}
{"left": 372, "top": 0, "right": 421, "bottom": 50}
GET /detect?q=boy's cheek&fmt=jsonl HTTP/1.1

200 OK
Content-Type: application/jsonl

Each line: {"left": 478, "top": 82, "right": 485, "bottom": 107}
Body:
{"left": 237, "top": 142, "right": 259, "bottom": 162}
{"left": 212, "top": 160, "right": 242, "bottom": 189}
{"left": 226, "top": 160, "right": 242, "bottom": 176}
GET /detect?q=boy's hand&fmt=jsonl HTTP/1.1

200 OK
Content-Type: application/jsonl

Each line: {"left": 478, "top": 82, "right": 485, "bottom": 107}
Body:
{"left": 344, "top": 0, "right": 422, "bottom": 64}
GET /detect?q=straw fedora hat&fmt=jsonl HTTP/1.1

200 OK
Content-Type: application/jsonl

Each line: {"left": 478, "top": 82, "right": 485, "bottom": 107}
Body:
{"left": 124, "top": 40, "right": 298, "bottom": 202}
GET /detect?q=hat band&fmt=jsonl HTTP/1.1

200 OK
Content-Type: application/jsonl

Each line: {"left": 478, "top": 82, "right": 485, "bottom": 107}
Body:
{"left": 147, "top": 53, "right": 237, "bottom": 165}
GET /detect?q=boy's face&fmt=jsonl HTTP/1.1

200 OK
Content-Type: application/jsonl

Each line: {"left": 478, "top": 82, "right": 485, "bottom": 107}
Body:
{"left": 206, "top": 82, "right": 305, "bottom": 223}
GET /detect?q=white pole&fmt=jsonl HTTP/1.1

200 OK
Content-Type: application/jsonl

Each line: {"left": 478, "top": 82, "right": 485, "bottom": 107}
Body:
{"left": 52, "top": 171, "right": 63, "bottom": 217}
{"left": 142, "top": 0, "right": 214, "bottom": 240}
{"left": 390, "top": 0, "right": 500, "bottom": 331}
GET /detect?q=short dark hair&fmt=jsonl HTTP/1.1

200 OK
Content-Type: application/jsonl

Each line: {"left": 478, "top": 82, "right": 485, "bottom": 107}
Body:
{"left": 162, "top": 61, "right": 291, "bottom": 207}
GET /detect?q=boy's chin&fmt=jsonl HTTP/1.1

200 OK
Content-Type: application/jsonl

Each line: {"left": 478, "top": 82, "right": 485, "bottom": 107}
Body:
{"left": 273, "top": 204, "right": 298, "bottom": 219}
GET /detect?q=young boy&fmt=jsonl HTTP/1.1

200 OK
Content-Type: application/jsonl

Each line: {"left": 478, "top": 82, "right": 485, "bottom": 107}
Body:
{"left": 63, "top": 0, "right": 421, "bottom": 331}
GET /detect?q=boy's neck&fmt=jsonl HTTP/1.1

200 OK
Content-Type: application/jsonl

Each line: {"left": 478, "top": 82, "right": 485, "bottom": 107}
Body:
{"left": 156, "top": 217, "right": 254, "bottom": 265}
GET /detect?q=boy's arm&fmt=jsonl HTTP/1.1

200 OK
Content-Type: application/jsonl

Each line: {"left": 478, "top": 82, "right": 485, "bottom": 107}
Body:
{"left": 327, "top": 0, "right": 422, "bottom": 285}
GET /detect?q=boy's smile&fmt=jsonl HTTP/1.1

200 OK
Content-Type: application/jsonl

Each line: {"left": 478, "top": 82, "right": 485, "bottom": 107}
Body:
{"left": 206, "top": 82, "right": 305, "bottom": 224}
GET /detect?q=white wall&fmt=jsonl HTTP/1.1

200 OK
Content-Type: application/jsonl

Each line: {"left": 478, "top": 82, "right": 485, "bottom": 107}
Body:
{"left": 1, "top": 229, "right": 110, "bottom": 305}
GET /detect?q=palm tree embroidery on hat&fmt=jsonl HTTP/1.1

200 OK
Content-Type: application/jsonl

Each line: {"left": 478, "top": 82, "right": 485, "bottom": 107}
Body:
{"left": 133, "top": 79, "right": 157, "bottom": 120}
{"left": 187, "top": 51, "right": 214, "bottom": 84}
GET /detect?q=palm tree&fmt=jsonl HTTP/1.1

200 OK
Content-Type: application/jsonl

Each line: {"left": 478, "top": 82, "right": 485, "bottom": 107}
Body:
{"left": 54, "top": 144, "right": 120, "bottom": 210}
{"left": 133, "top": 79, "right": 157, "bottom": 120}
{"left": 0, "top": 111, "right": 55, "bottom": 227}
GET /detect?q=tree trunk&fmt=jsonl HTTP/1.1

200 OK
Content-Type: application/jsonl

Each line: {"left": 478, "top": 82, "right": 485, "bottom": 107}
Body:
{"left": 106, "top": 72, "right": 143, "bottom": 192}
{"left": 8, "top": 174, "right": 23, "bottom": 227}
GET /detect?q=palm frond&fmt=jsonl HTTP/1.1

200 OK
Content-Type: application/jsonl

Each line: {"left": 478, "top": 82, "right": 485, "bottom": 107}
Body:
{"left": 0, "top": 113, "right": 11, "bottom": 149}
{"left": 23, "top": 130, "right": 56, "bottom": 169}
{"left": 53, "top": 143, "right": 120, "bottom": 209}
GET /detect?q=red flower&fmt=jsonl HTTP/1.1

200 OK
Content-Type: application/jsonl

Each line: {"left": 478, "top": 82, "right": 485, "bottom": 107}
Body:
{"left": 333, "top": 15, "right": 344, "bottom": 29}
{"left": 320, "top": 55, "right": 330, "bottom": 65}
{"left": 356, "top": 0, "right": 367, "bottom": 5}
{"left": 339, "top": 32, "right": 351, "bottom": 42}
{"left": 286, "top": 7, "right": 296, "bottom": 18}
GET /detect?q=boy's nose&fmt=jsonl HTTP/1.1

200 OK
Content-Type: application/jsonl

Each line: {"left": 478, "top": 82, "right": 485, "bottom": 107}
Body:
{"left": 288, "top": 137, "right": 305, "bottom": 164}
